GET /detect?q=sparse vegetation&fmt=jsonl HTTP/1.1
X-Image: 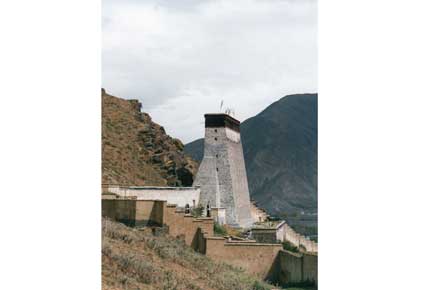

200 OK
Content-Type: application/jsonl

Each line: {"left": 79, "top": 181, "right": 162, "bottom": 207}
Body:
{"left": 268, "top": 215, "right": 282, "bottom": 221}
{"left": 282, "top": 241, "right": 299, "bottom": 253}
{"left": 213, "top": 222, "right": 228, "bottom": 236}
{"left": 190, "top": 204, "right": 204, "bottom": 217}
{"left": 102, "top": 218, "right": 274, "bottom": 290}
{"left": 102, "top": 89, "right": 198, "bottom": 187}
{"left": 280, "top": 280, "right": 317, "bottom": 290}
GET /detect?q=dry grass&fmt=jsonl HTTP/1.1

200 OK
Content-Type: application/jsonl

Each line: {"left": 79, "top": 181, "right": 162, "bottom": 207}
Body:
{"left": 102, "top": 218, "right": 275, "bottom": 290}
{"left": 101, "top": 89, "right": 198, "bottom": 186}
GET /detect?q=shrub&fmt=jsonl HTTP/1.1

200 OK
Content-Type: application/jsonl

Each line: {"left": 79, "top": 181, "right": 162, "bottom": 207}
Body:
{"left": 102, "top": 218, "right": 141, "bottom": 244}
{"left": 282, "top": 279, "right": 317, "bottom": 289}
{"left": 103, "top": 246, "right": 155, "bottom": 284}
{"left": 191, "top": 205, "right": 204, "bottom": 217}
{"left": 252, "top": 280, "right": 272, "bottom": 290}
{"left": 213, "top": 222, "right": 228, "bottom": 236}
{"left": 282, "top": 241, "right": 299, "bottom": 253}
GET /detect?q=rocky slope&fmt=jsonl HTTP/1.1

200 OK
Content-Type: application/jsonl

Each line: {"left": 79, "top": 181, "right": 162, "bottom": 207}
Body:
{"left": 102, "top": 89, "right": 198, "bottom": 187}
{"left": 184, "top": 94, "right": 317, "bottom": 236}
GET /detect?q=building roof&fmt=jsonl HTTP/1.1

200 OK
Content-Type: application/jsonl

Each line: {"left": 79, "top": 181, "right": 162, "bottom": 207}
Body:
{"left": 204, "top": 113, "right": 241, "bottom": 132}
{"left": 251, "top": 220, "right": 286, "bottom": 230}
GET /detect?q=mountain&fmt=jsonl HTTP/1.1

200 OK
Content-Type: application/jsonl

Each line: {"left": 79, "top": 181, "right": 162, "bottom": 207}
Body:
{"left": 184, "top": 94, "right": 317, "bottom": 236}
{"left": 102, "top": 89, "right": 198, "bottom": 187}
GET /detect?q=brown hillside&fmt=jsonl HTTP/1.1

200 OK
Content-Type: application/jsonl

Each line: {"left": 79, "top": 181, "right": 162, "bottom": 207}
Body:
{"left": 102, "top": 219, "right": 275, "bottom": 290}
{"left": 102, "top": 89, "right": 198, "bottom": 186}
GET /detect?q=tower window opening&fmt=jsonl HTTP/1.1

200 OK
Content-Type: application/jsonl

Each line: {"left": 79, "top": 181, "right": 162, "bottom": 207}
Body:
{"left": 216, "top": 168, "right": 218, "bottom": 171}
{"left": 216, "top": 154, "right": 218, "bottom": 158}
{"left": 214, "top": 137, "right": 217, "bottom": 141}
{"left": 214, "top": 129, "right": 217, "bottom": 133}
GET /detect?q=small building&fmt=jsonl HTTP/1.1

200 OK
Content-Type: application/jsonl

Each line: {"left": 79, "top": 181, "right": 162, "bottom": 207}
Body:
{"left": 250, "top": 220, "right": 288, "bottom": 243}
{"left": 250, "top": 220, "right": 318, "bottom": 253}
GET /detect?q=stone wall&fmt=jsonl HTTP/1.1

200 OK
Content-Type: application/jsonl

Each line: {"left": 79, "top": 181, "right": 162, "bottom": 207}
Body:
{"left": 105, "top": 185, "right": 200, "bottom": 208}
{"left": 250, "top": 221, "right": 287, "bottom": 244}
{"left": 162, "top": 204, "right": 284, "bottom": 280}
{"left": 203, "top": 237, "right": 282, "bottom": 280}
{"left": 250, "top": 202, "right": 269, "bottom": 223}
{"left": 250, "top": 221, "right": 317, "bottom": 253}
{"left": 210, "top": 207, "right": 226, "bottom": 225}
{"left": 163, "top": 204, "right": 214, "bottom": 248}
{"left": 277, "top": 250, "right": 303, "bottom": 284}
{"left": 276, "top": 250, "right": 318, "bottom": 286}
{"left": 102, "top": 197, "right": 317, "bottom": 286}
{"left": 102, "top": 199, "right": 165, "bottom": 227}
{"left": 276, "top": 222, "right": 288, "bottom": 242}
{"left": 226, "top": 127, "right": 253, "bottom": 227}
{"left": 284, "top": 224, "right": 318, "bottom": 253}
{"left": 136, "top": 200, "right": 165, "bottom": 226}
{"left": 303, "top": 252, "right": 318, "bottom": 282}
{"left": 102, "top": 199, "right": 136, "bottom": 225}
{"left": 251, "top": 229, "right": 278, "bottom": 244}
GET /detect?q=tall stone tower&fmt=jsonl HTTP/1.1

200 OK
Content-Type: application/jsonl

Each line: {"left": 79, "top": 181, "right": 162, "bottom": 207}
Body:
{"left": 194, "top": 114, "right": 253, "bottom": 228}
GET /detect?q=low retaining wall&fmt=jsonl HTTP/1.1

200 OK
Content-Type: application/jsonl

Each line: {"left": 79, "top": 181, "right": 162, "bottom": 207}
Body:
{"left": 251, "top": 228, "right": 279, "bottom": 244}
{"left": 277, "top": 250, "right": 318, "bottom": 285}
{"left": 102, "top": 199, "right": 165, "bottom": 227}
{"left": 200, "top": 236, "right": 282, "bottom": 280}
{"left": 250, "top": 202, "right": 269, "bottom": 223}
{"left": 102, "top": 198, "right": 317, "bottom": 286}
{"left": 163, "top": 204, "right": 214, "bottom": 248}
{"left": 284, "top": 224, "right": 318, "bottom": 253}
{"left": 251, "top": 222, "right": 317, "bottom": 253}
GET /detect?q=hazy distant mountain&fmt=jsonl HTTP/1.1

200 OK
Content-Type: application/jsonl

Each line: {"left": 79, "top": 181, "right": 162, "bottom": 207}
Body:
{"left": 184, "top": 94, "right": 317, "bottom": 236}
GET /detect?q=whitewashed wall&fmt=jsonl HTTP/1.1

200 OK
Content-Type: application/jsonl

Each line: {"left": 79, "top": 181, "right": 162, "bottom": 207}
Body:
{"left": 106, "top": 186, "right": 200, "bottom": 208}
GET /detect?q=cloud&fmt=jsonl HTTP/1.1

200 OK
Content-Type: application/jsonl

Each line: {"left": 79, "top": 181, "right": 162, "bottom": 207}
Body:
{"left": 102, "top": 0, "right": 317, "bottom": 143}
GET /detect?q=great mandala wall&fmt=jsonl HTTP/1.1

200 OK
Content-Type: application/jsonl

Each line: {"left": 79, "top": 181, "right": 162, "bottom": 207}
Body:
{"left": 102, "top": 113, "right": 317, "bottom": 286}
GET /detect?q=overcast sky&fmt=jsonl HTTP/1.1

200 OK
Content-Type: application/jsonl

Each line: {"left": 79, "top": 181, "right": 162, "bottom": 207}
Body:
{"left": 102, "top": 0, "right": 317, "bottom": 143}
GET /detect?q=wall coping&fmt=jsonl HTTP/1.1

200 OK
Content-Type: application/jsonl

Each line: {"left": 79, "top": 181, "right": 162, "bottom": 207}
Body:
{"left": 205, "top": 237, "right": 226, "bottom": 240}
{"left": 104, "top": 196, "right": 156, "bottom": 202}
{"left": 224, "top": 242, "right": 283, "bottom": 247}
{"left": 225, "top": 239, "right": 256, "bottom": 243}
{"left": 251, "top": 220, "right": 286, "bottom": 230}
{"left": 279, "top": 249, "right": 303, "bottom": 258}
{"left": 279, "top": 249, "right": 318, "bottom": 258}
{"left": 104, "top": 185, "right": 200, "bottom": 190}
{"left": 251, "top": 228, "right": 277, "bottom": 232}
{"left": 303, "top": 251, "right": 318, "bottom": 256}
{"left": 104, "top": 198, "right": 166, "bottom": 203}
{"left": 137, "top": 199, "right": 165, "bottom": 202}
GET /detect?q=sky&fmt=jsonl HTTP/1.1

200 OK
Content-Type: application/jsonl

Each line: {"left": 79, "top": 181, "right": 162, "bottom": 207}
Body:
{"left": 102, "top": 0, "right": 317, "bottom": 143}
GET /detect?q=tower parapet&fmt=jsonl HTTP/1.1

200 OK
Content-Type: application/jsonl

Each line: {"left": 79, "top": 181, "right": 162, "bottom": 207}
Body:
{"left": 194, "top": 113, "right": 253, "bottom": 228}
